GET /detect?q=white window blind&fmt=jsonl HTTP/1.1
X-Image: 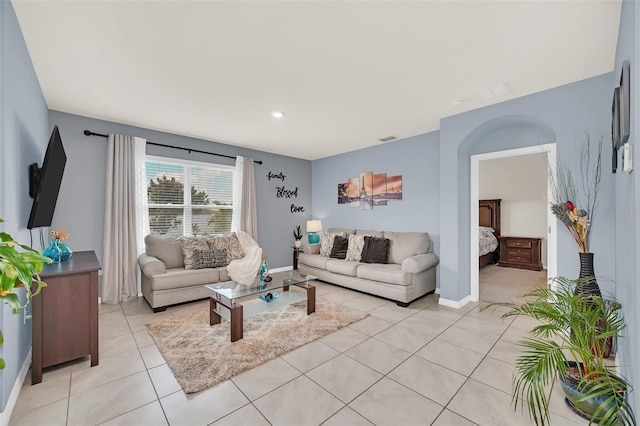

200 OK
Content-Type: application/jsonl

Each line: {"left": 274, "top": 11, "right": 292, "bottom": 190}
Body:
{"left": 146, "top": 157, "right": 234, "bottom": 236}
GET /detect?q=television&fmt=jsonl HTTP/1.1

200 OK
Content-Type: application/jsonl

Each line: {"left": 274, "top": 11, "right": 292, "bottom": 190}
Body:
{"left": 27, "top": 125, "right": 67, "bottom": 229}
{"left": 618, "top": 61, "right": 631, "bottom": 148}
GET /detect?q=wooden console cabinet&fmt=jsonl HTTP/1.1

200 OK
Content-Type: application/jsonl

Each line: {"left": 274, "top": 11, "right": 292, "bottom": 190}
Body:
{"left": 32, "top": 251, "right": 101, "bottom": 384}
{"left": 498, "top": 236, "right": 543, "bottom": 271}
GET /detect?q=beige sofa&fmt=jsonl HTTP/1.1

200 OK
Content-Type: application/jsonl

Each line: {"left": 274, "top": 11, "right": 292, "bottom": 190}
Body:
{"left": 138, "top": 233, "right": 258, "bottom": 312}
{"left": 298, "top": 228, "right": 439, "bottom": 307}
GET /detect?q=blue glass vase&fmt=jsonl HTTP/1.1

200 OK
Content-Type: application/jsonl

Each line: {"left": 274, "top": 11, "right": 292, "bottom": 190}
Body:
{"left": 59, "top": 241, "right": 73, "bottom": 261}
{"left": 43, "top": 239, "right": 62, "bottom": 263}
{"left": 43, "top": 240, "right": 73, "bottom": 263}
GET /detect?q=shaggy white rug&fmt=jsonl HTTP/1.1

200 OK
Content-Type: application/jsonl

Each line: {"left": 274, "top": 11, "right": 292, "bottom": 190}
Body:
{"left": 146, "top": 297, "right": 368, "bottom": 394}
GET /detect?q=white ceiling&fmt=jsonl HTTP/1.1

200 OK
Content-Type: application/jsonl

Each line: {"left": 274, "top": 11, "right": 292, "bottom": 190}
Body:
{"left": 12, "top": 1, "right": 621, "bottom": 161}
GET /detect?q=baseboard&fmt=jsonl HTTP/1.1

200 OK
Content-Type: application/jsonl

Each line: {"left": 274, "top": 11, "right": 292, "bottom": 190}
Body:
{"left": 438, "top": 295, "right": 472, "bottom": 309}
{"left": 0, "top": 347, "right": 31, "bottom": 426}
{"left": 271, "top": 266, "right": 293, "bottom": 273}
{"left": 435, "top": 287, "right": 440, "bottom": 294}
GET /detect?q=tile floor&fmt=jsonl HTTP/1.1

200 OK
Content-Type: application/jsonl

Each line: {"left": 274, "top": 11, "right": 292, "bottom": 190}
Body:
{"left": 9, "top": 281, "right": 589, "bottom": 426}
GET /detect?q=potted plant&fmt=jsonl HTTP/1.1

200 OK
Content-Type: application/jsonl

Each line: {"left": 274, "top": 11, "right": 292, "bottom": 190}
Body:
{"left": 0, "top": 218, "right": 49, "bottom": 368}
{"left": 293, "top": 225, "right": 303, "bottom": 248}
{"left": 549, "top": 133, "right": 602, "bottom": 296}
{"left": 496, "top": 277, "right": 634, "bottom": 426}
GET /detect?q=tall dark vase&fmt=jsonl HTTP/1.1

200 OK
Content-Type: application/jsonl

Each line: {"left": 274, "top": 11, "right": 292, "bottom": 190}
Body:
{"left": 576, "top": 252, "right": 601, "bottom": 297}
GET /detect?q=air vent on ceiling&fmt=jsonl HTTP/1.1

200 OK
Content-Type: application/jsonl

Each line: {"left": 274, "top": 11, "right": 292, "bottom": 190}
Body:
{"left": 475, "top": 83, "right": 510, "bottom": 100}
{"left": 378, "top": 136, "right": 398, "bottom": 143}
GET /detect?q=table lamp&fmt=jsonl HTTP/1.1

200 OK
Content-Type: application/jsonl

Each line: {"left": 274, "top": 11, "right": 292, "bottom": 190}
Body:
{"left": 306, "top": 220, "right": 322, "bottom": 244}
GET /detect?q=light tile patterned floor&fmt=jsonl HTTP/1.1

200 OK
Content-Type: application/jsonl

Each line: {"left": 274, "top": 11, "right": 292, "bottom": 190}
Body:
{"left": 9, "top": 281, "right": 589, "bottom": 426}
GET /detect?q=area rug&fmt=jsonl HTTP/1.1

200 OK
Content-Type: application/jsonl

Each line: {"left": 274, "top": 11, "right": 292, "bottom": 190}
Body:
{"left": 146, "top": 297, "right": 368, "bottom": 394}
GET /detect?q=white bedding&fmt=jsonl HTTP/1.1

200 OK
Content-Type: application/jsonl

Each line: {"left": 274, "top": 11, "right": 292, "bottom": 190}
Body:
{"left": 479, "top": 226, "right": 498, "bottom": 256}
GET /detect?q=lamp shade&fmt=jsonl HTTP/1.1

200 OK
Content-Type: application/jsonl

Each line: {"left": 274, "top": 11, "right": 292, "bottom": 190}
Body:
{"left": 306, "top": 220, "right": 322, "bottom": 233}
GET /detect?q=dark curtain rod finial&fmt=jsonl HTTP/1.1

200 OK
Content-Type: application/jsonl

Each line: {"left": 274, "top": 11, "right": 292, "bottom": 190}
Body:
{"left": 83, "top": 129, "right": 262, "bottom": 165}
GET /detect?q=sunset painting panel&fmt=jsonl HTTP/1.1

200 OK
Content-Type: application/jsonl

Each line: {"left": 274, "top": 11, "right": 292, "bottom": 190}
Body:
{"left": 348, "top": 177, "right": 360, "bottom": 207}
{"left": 387, "top": 175, "right": 402, "bottom": 200}
{"left": 373, "top": 173, "right": 387, "bottom": 206}
{"left": 338, "top": 183, "right": 348, "bottom": 204}
{"left": 360, "top": 171, "right": 373, "bottom": 210}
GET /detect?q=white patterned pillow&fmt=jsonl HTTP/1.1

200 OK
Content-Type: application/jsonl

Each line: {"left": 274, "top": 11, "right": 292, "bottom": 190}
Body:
{"left": 345, "top": 234, "right": 366, "bottom": 261}
{"left": 208, "top": 233, "right": 245, "bottom": 264}
{"left": 320, "top": 232, "right": 346, "bottom": 257}
{"left": 180, "top": 237, "right": 211, "bottom": 270}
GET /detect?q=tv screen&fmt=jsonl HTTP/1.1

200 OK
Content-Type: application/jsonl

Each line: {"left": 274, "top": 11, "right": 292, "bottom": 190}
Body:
{"left": 619, "top": 60, "right": 630, "bottom": 147}
{"left": 27, "top": 125, "right": 67, "bottom": 229}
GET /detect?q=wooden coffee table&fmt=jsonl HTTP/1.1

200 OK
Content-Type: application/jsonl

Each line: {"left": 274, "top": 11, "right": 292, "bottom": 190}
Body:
{"left": 206, "top": 271, "right": 317, "bottom": 342}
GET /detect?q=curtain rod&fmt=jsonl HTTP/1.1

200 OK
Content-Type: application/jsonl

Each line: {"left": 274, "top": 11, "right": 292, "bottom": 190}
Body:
{"left": 83, "top": 130, "right": 263, "bottom": 165}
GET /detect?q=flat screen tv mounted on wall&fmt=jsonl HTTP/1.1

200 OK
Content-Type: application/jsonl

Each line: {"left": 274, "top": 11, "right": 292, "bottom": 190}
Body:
{"left": 27, "top": 125, "right": 67, "bottom": 229}
{"left": 618, "top": 60, "right": 631, "bottom": 148}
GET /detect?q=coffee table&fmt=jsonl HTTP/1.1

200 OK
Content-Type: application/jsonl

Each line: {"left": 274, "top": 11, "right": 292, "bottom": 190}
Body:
{"left": 206, "top": 271, "right": 317, "bottom": 342}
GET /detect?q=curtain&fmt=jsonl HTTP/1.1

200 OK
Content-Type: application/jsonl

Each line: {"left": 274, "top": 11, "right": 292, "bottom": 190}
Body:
{"left": 102, "top": 134, "right": 147, "bottom": 304}
{"left": 231, "top": 156, "right": 258, "bottom": 241}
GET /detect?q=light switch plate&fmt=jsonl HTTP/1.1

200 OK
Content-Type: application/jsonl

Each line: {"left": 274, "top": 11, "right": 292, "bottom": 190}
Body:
{"left": 623, "top": 143, "right": 633, "bottom": 173}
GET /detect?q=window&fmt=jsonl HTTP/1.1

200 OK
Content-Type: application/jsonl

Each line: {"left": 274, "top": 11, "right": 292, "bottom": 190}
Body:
{"left": 146, "top": 156, "right": 234, "bottom": 236}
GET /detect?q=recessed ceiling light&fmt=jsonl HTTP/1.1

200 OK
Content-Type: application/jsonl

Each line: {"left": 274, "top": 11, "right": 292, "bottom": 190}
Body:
{"left": 271, "top": 111, "right": 285, "bottom": 118}
{"left": 452, "top": 99, "right": 464, "bottom": 107}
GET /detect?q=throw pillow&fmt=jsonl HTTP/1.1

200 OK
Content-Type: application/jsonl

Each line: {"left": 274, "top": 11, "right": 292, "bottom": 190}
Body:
{"left": 320, "top": 232, "right": 346, "bottom": 257}
{"left": 329, "top": 235, "right": 348, "bottom": 259}
{"left": 192, "top": 249, "right": 215, "bottom": 269}
{"left": 361, "top": 236, "right": 390, "bottom": 264}
{"left": 208, "top": 233, "right": 245, "bottom": 264}
{"left": 345, "top": 234, "right": 366, "bottom": 261}
{"left": 213, "top": 249, "right": 227, "bottom": 268}
{"left": 145, "top": 234, "right": 184, "bottom": 268}
{"left": 181, "top": 236, "right": 211, "bottom": 270}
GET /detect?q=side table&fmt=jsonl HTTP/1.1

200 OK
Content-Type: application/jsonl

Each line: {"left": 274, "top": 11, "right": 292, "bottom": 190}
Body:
{"left": 292, "top": 246, "right": 303, "bottom": 269}
{"left": 32, "top": 251, "right": 101, "bottom": 384}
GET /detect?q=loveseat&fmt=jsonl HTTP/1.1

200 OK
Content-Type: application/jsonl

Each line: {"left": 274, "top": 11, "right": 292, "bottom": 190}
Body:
{"left": 298, "top": 228, "right": 439, "bottom": 306}
{"left": 138, "top": 232, "right": 259, "bottom": 312}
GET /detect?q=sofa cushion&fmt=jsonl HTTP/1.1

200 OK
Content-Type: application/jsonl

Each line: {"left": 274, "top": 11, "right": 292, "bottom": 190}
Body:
{"left": 180, "top": 236, "right": 211, "bottom": 270}
{"left": 384, "top": 232, "right": 430, "bottom": 264}
{"left": 329, "top": 235, "right": 348, "bottom": 259}
{"left": 357, "top": 263, "right": 411, "bottom": 286}
{"left": 148, "top": 267, "right": 220, "bottom": 291}
{"left": 355, "top": 229, "right": 384, "bottom": 238}
{"left": 299, "top": 253, "right": 330, "bottom": 270}
{"left": 361, "top": 236, "right": 390, "bottom": 264}
{"left": 208, "top": 233, "right": 245, "bottom": 264}
{"left": 320, "top": 232, "right": 346, "bottom": 257}
{"left": 325, "top": 259, "right": 360, "bottom": 276}
{"left": 145, "top": 234, "right": 184, "bottom": 268}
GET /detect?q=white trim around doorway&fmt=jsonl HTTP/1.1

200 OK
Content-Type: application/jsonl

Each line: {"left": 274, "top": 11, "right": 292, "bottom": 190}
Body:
{"left": 470, "top": 143, "right": 557, "bottom": 302}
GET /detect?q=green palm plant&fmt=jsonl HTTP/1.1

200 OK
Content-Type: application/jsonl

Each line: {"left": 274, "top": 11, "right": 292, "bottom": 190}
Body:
{"left": 496, "top": 277, "right": 634, "bottom": 426}
{"left": 293, "top": 225, "right": 303, "bottom": 241}
{"left": 0, "top": 218, "right": 50, "bottom": 368}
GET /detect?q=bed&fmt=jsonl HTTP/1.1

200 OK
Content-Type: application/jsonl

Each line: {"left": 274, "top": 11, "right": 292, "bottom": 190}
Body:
{"left": 479, "top": 199, "right": 501, "bottom": 268}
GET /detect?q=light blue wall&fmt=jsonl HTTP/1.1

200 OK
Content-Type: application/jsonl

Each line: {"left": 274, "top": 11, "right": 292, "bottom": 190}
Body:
{"left": 439, "top": 74, "right": 615, "bottom": 302}
{"left": 0, "top": 0, "right": 49, "bottom": 413}
{"left": 612, "top": 0, "right": 639, "bottom": 413}
{"left": 311, "top": 131, "right": 440, "bottom": 252}
{"left": 48, "top": 111, "right": 312, "bottom": 270}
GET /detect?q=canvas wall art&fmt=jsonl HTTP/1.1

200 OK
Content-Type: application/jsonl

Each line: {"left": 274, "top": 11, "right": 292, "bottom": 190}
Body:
{"left": 337, "top": 171, "right": 402, "bottom": 209}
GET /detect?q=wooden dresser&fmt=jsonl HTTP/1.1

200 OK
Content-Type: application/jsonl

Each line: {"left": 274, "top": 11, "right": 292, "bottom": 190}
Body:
{"left": 498, "top": 236, "right": 543, "bottom": 271}
{"left": 32, "top": 251, "right": 101, "bottom": 384}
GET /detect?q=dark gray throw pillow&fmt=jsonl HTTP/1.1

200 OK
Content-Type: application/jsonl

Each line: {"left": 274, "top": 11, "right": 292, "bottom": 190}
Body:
{"left": 361, "top": 236, "right": 390, "bottom": 264}
{"left": 192, "top": 249, "right": 215, "bottom": 269}
{"left": 213, "top": 249, "right": 227, "bottom": 268}
{"left": 329, "top": 235, "right": 349, "bottom": 259}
